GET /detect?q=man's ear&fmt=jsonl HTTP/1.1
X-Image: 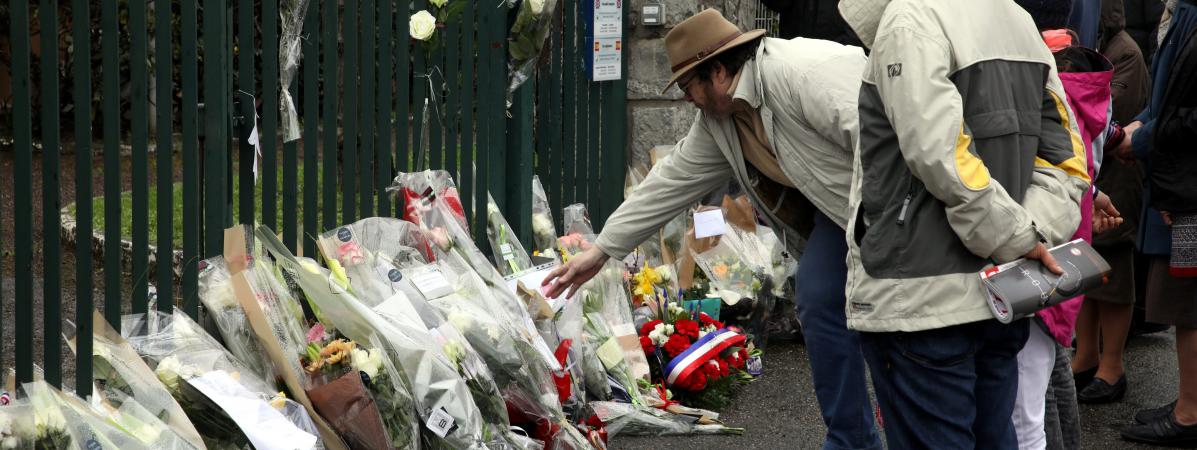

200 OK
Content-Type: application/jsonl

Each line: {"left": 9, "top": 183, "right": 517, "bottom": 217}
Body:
{"left": 712, "top": 62, "right": 728, "bottom": 82}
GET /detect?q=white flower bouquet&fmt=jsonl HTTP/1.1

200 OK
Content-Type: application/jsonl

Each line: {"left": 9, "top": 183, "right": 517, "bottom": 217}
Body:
{"left": 486, "top": 193, "right": 534, "bottom": 276}
{"left": 507, "top": 0, "right": 559, "bottom": 93}
{"left": 530, "top": 176, "right": 558, "bottom": 258}
{"left": 121, "top": 311, "right": 323, "bottom": 450}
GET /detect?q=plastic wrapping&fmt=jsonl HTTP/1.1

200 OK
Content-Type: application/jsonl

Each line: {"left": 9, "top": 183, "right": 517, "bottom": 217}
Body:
{"left": 278, "top": 0, "right": 310, "bottom": 141}
{"left": 589, "top": 401, "right": 743, "bottom": 437}
{"left": 64, "top": 311, "right": 205, "bottom": 449}
{"left": 389, "top": 170, "right": 468, "bottom": 231}
{"left": 90, "top": 389, "right": 202, "bottom": 450}
{"left": 487, "top": 193, "right": 534, "bottom": 276}
{"left": 0, "top": 400, "right": 62, "bottom": 448}
{"left": 507, "top": 0, "right": 560, "bottom": 94}
{"left": 558, "top": 233, "right": 596, "bottom": 263}
{"left": 24, "top": 381, "right": 154, "bottom": 450}
{"left": 558, "top": 297, "right": 611, "bottom": 402}
{"left": 692, "top": 228, "right": 768, "bottom": 306}
{"left": 122, "top": 311, "right": 324, "bottom": 449}
{"left": 530, "top": 176, "right": 558, "bottom": 257}
{"left": 257, "top": 227, "right": 503, "bottom": 450}
{"left": 562, "top": 204, "right": 593, "bottom": 236}
{"left": 301, "top": 338, "right": 413, "bottom": 450}
{"left": 197, "top": 256, "right": 278, "bottom": 384}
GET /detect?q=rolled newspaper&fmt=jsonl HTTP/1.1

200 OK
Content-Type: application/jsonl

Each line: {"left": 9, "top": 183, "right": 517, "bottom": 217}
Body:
{"left": 981, "top": 239, "right": 1112, "bottom": 323}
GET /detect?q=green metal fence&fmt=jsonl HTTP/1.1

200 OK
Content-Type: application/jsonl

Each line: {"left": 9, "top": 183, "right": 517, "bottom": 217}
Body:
{"left": 3, "top": 0, "right": 626, "bottom": 396}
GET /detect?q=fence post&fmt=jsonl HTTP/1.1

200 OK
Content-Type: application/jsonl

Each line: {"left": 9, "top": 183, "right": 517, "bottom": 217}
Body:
{"left": 40, "top": 0, "right": 64, "bottom": 388}
{"left": 505, "top": 84, "right": 535, "bottom": 250}
{"left": 102, "top": 0, "right": 123, "bottom": 330}
{"left": 11, "top": 0, "right": 35, "bottom": 386}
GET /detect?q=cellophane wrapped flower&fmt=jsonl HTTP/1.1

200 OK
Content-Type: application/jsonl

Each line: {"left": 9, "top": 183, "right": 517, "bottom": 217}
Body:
{"left": 0, "top": 398, "right": 69, "bottom": 449}
{"left": 257, "top": 227, "right": 503, "bottom": 450}
{"left": 24, "top": 380, "right": 171, "bottom": 450}
{"left": 64, "top": 312, "right": 205, "bottom": 449}
{"left": 557, "top": 233, "right": 595, "bottom": 264}
{"left": 486, "top": 193, "right": 534, "bottom": 276}
{"left": 692, "top": 227, "right": 768, "bottom": 306}
{"left": 562, "top": 203, "right": 594, "bottom": 236}
{"left": 121, "top": 311, "right": 323, "bottom": 449}
{"left": 197, "top": 256, "right": 277, "bottom": 383}
{"left": 389, "top": 170, "right": 468, "bottom": 231}
{"left": 530, "top": 176, "right": 558, "bottom": 258}
{"left": 301, "top": 338, "right": 413, "bottom": 450}
{"left": 506, "top": 0, "right": 559, "bottom": 93}
{"left": 588, "top": 401, "right": 743, "bottom": 437}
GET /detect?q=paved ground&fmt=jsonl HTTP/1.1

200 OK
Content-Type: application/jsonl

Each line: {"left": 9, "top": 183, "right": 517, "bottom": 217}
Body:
{"left": 610, "top": 331, "right": 1182, "bottom": 450}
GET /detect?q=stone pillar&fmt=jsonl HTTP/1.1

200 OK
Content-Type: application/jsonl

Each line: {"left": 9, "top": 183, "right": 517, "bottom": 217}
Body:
{"left": 624, "top": 0, "right": 760, "bottom": 167}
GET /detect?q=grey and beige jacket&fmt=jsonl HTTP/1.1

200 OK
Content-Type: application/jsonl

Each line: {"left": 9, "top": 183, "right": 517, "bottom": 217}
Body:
{"left": 839, "top": 0, "right": 1092, "bottom": 332}
{"left": 594, "top": 37, "right": 867, "bottom": 260}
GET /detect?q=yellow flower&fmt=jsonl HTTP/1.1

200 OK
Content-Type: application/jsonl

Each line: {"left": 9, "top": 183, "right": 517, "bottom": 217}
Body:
{"left": 269, "top": 392, "right": 287, "bottom": 410}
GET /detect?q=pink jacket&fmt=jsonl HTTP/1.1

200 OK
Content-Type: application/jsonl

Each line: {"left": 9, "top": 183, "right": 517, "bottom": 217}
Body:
{"left": 1036, "top": 45, "right": 1114, "bottom": 347}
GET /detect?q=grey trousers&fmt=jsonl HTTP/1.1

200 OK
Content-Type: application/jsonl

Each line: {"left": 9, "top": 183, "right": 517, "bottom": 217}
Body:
{"left": 1045, "top": 339, "right": 1082, "bottom": 450}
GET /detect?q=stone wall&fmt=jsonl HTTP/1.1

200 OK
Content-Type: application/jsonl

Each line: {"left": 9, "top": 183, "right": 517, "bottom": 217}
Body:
{"left": 624, "top": 0, "right": 762, "bottom": 167}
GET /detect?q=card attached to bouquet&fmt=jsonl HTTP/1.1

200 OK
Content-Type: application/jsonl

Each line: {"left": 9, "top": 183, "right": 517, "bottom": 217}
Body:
{"left": 980, "top": 239, "right": 1111, "bottom": 323}
{"left": 408, "top": 265, "right": 453, "bottom": 299}
{"left": 190, "top": 370, "right": 319, "bottom": 450}
{"left": 694, "top": 209, "right": 728, "bottom": 239}
{"left": 426, "top": 407, "right": 456, "bottom": 438}
{"left": 505, "top": 261, "right": 568, "bottom": 311}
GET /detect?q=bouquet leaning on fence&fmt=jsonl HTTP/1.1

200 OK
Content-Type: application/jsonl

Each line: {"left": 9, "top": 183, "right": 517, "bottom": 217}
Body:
{"left": 121, "top": 310, "right": 323, "bottom": 450}
{"left": 258, "top": 227, "right": 509, "bottom": 450}
{"left": 64, "top": 310, "right": 206, "bottom": 450}
{"left": 300, "top": 335, "right": 413, "bottom": 450}
{"left": 23, "top": 381, "right": 163, "bottom": 450}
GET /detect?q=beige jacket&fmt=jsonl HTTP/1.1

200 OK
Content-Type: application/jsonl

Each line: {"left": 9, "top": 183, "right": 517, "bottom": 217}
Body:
{"left": 839, "top": 0, "right": 1091, "bottom": 331}
{"left": 594, "top": 37, "right": 868, "bottom": 259}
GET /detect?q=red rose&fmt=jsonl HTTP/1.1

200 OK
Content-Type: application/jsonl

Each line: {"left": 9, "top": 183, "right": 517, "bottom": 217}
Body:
{"left": 675, "top": 319, "right": 700, "bottom": 339}
{"left": 639, "top": 336, "right": 655, "bottom": 355}
{"left": 663, "top": 334, "right": 692, "bottom": 358}
{"left": 639, "top": 320, "right": 663, "bottom": 337}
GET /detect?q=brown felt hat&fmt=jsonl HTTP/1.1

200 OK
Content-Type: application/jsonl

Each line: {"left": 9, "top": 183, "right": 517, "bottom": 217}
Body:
{"left": 662, "top": 9, "right": 766, "bottom": 94}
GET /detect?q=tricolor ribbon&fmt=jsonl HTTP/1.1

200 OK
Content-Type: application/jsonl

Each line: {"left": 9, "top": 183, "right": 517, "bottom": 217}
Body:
{"left": 664, "top": 328, "right": 746, "bottom": 386}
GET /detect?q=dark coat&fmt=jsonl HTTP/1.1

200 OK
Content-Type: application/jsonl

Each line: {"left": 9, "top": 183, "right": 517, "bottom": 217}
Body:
{"left": 1094, "top": 0, "right": 1152, "bottom": 246}
{"left": 1124, "top": 0, "right": 1166, "bottom": 63}
{"left": 1148, "top": 24, "right": 1197, "bottom": 213}
{"left": 1132, "top": 0, "right": 1197, "bottom": 254}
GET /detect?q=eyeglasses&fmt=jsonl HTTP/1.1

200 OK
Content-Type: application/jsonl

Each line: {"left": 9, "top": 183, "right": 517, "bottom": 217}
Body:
{"left": 677, "top": 72, "right": 699, "bottom": 93}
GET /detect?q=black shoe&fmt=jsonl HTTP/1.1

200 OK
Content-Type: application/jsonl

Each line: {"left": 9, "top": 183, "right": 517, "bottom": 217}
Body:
{"left": 1130, "top": 321, "right": 1171, "bottom": 337}
{"left": 1073, "top": 366, "right": 1098, "bottom": 390}
{"left": 1121, "top": 415, "right": 1197, "bottom": 447}
{"left": 1137, "top": 401, "right": 1180, "bottom": 424}
{"left": 1078, "top": 376, "right": 1127, "bottom": 404}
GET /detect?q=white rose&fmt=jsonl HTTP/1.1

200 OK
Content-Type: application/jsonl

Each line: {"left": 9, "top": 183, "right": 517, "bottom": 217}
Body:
{"left": 447, "top": 310, "right": 475, "bottom": 331}
{"left": 529, "top": 0, "right": 546, "bottom": 15}
{"left": 667, "top": 303, "right": 684, "bottom": 316}
{"left": 430, "top": 0, "right": 448, "bottom": 7}
{"left": 532, "top": 214, "right": 555, "bottom": 237}
{"left": 409, "top": 11, "right": 437, "bottom": 41}
{"left": 663, "top": 324, "right": 675, "bottom": 336}
{"left": 351, "top": 348, "right": 383, "bottom": 379}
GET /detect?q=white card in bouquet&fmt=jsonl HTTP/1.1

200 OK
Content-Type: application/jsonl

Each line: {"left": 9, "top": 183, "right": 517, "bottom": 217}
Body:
{"left": 190, "top": 370, "right": 319, "bottom": 450}
{"left": 373, "top": 292, "right": 428, "bottom": 330}
{"left": 408, "top": 265, "right": 454, "bottom": 299}
{"left": 504, "top": 261, "right": 568, "bottom": 311}
{"left": 694, "top": 209, "right": 728, "bottom": 239}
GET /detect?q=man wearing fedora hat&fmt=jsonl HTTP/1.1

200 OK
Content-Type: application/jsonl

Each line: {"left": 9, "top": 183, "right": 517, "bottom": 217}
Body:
{"left": 838, "top": 0, "right": 1092, "bottom": 448}
{"left": 543, "top": 8, "right": 882, "bottom": 450}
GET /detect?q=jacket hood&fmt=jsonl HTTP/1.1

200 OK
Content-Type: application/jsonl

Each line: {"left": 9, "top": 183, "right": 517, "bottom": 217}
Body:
{"left": 839, "top": 0, "right": 891, "bottom": 48}
{"left": 1100, "top": 0, "right": 1126, "bottom": 45}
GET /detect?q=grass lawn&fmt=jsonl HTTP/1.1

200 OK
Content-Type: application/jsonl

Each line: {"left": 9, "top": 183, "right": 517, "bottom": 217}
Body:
{"left": 65, "top": 162, "right": 357, "bottom": 247}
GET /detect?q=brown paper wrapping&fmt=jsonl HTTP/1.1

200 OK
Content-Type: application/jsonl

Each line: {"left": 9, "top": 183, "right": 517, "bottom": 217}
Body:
{"left": 224, "top": 226, "right": 351, "bottom": 450}
{"left": 306, "top": 370, "right": 390, "bottom": 450}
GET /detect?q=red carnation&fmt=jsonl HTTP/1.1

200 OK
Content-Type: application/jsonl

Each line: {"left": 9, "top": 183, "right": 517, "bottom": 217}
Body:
{"left": 675, "top": 319, "right": 700, "bottom": 339}
{"left": 717, "top": 358, "right": 731, "bottom": 377}
{"left": 663, "top": 334, "right": 692, "bottom": 358}
{"left": 681, "top": 371, "right": 708, "bottom": 391}
{"left": 698, "top": 313, "right": 724, "bottom": 329}
{"left": 639, "top": 336, "right": 655, "bottom": 355}
{"left": 736, "top": 348, "right": 750, "bottom": 368}
{"left": 639, "top": 320, "right": 663, "bottom": 337}
{"left": 702, "top": 359, "right": 722, "bottom": 379}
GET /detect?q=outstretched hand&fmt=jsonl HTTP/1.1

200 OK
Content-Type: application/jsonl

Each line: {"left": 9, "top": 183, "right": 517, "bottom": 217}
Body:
{"left": 542, "top": 246, "right": 610, "bottom": 299}
{"left": 1093, "top": 190, "right": 1123, "bottom": 234}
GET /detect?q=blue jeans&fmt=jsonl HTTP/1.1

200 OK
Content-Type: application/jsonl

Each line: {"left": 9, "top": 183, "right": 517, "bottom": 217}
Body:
{"left": 795, "top": 211, "right": 882, "bottom": 450}
{"left": 861, "top": 318, "right": 1031, "bottom": 450}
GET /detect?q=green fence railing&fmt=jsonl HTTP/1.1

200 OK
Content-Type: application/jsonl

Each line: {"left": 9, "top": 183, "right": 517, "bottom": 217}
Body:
{"left": 2, "top": 0, "right": 627, "bottom": 397}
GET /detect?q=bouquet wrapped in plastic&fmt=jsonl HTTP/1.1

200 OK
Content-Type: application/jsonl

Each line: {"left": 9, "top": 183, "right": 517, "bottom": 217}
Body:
{"left": 557, "top": 233, "right": 596, "bottom": 264}
{"left": 530, "top": 176, "right": 558, "bottom": 258}
{"left": 589, "top": 401, "right": 743, "bottom": 437}
{"left": 580, "top": 261, "right": 651, "bottom": 404}
{"left": 23, "top": 381, "right": 163, "bottom": 450}
{"left": 301, "top": 336, "right": 416, "bottom": 450}
{"left": 0, "top": 398, "right": 72, "bottom": 449}
{"left": 257, "top": 227, "right": 508, "bottom": 450}
{"left": 389, "top": 170, "right": 468, "bottom": 231}
{"left": 506, "top": 0, "right": 559, "bottom": 93}
{"left": 121, "top": 310, "right": 324, "bottom": 450}
{"left": 486, "top": 193, "right": 534, "bottom": 276}
{"left": 562, "top": 204, "right": 593, "bottom": 236}
{"left": 197, "top": 255, "right": 278, "bottom": 383}
{"left": 692, "top": 227, "right": 768, "bottom": 307}
{"left": 64, "top": 311, "right": 205, "bottom": 449}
